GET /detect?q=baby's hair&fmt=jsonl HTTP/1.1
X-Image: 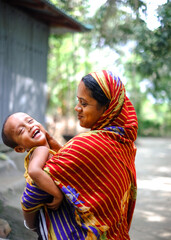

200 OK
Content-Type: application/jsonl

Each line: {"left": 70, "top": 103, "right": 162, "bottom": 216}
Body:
{"left": 1, "top": 114, "right": 18, "bottom": 149}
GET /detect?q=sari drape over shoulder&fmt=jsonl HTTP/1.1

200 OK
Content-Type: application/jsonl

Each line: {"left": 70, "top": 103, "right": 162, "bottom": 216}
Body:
{"left": 44, "top": 70, "right": 138, "bottom": 239}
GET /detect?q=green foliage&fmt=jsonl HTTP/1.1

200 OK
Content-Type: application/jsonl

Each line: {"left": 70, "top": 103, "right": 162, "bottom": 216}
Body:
{"left": 47, "top": 0, "right": 92, "bottom": 117}
{"left": 132, "top": 2, "right": 171, "bottom": 103}
{"left": 90, "top": 0, "right": 147, "bottom": 48}
{"left": 90, "top": 0, "right": 170, "bottom": 103}
{"left": 92, "top": 0, "right": 171, "bottom": 136}
{"left": 47, "top": 33, "right": 92, "bottom": 116}
{"left": 49, "top": 0, "right": 90, "bottom": 21}
{"left": 47, "top": 0, "right": 171, "bottom": 136}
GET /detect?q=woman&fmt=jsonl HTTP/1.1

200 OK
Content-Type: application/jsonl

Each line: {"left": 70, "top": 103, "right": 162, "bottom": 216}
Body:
{"left": 22, "top": 70, "right": 138, "bottom": 239}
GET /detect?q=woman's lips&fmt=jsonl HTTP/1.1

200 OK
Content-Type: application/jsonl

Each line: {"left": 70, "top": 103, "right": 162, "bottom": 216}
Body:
{"left": 78, "top": 115, "right": 83, "bottom": 120}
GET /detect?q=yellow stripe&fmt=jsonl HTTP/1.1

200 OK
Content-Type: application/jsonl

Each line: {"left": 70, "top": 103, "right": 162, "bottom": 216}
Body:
{"left": 88, "top": 135, "right": 125, "bottom": 195}
{"left": 99, "top": 132, "right": 130, "bottom": 189}
{"left": 62, "top": 199, "right": 86, "bottom": 238}
{"left": 25, "top": 185, "right": 49, "bottom": 197}
{"left": 48, "top": 221, "right": 56, "bottom": 240}
{"left": 63, "top": 145, "right": 120, "bottom": 218}
{"left": 47, "top": 159, "right": 112, "bottom": 227}
{"left": 50, "top": 137, "right": 128, "bottom": 225}
{"left": 21, "top": 197, "right": 44, "bottom": 212}
{"left": 73, "top": 140, "right": 122, "bottom": 198}
{"left": 90, "top": 72, "right": 111, "bottom": 99}
{"left": 51, "top": 212, "right": 63, "bottom": 239}
{"left": 49, "top": 155, "right": 113, "bottom": 226}
{"left": 47, "top": 137, "right": 133, "bottom": 233}
{"left": 54, "top": 210, "right": 70, "bottom": 239}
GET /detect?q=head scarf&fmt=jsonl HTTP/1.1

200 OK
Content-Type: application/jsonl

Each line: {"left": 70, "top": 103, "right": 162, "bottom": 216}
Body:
{"left": 90, "top": 70, "right": 138, "bottom": 141}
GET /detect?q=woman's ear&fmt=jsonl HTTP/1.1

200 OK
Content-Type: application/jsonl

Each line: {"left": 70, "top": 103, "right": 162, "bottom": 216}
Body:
{"left": 14, "top": 145, "right": 26, "bottom": 153}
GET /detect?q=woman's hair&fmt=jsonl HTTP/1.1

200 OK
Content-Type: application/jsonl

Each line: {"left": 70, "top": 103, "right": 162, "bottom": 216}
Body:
{"left": 82, "top": 74, "right": 110, "bottom": 107}
{"left": 1, "top": 115, "right": 18, "bottom": 149}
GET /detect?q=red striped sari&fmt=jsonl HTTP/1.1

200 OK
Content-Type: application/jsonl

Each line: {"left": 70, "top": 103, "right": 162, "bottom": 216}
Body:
{"left": 44, "top": 70, "right": 138, "bottom": 239}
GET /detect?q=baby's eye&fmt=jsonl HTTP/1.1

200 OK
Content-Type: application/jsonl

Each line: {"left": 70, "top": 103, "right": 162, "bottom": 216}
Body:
{"left": 28, "top": 119, "right": 33, "bottom": 123}
{"left": 19, "top": 128, "right": 24, "bottom": 135}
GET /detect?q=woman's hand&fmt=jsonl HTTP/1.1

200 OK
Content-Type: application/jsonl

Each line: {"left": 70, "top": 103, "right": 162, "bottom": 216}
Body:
{"left": 46, "top": 195, "right": 63, "bottom": 210}
{"left": 46, "top": 131, "right": 62, "bottom": 152}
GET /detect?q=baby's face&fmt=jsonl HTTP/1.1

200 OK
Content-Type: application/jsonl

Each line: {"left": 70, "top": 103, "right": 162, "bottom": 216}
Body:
{"left": 5, "top": 112, "right": 48, "bottom": 151}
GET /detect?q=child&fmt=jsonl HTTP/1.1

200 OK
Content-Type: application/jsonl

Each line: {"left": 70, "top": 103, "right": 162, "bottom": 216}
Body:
{"left": 1, "top": 112, "right": 63, "bottom": 211}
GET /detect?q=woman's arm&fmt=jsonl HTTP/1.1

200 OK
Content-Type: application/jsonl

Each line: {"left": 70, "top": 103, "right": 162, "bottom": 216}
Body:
{"left": 28, "top": 146, "right": 63, "bottom": 208}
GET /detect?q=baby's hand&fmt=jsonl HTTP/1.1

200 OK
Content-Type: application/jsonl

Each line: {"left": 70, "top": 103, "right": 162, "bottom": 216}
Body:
{"left": 46, "top": 195, "right": 63, "bottom": 210}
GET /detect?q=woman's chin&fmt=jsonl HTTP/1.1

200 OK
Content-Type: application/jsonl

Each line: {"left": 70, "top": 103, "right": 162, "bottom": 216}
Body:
{"left": 79, "top": 123, "right": 91, "bottom": 129}
{"left": 79, "top": 122, "right": 84, "bottom": 128}
{"left": 79, "top": 123, "right": 86, "bottom": 128}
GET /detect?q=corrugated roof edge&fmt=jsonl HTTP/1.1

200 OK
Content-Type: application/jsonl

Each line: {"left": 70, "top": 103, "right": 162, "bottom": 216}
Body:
{"left": 41, "top": 0, "right": 93, "bottom": 31}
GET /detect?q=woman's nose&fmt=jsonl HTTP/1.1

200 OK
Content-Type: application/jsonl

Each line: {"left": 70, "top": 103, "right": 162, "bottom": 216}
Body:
{"left": 75, "top": 104, "right": 82, "bottom": 112}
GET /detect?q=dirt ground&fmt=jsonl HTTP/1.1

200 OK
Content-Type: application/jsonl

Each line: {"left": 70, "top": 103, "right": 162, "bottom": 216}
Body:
{"left": 130, "top": 137, "right": 171, "bottom": 240}
{"left": 0, "top": 197, "right": 37, "bottom": 240}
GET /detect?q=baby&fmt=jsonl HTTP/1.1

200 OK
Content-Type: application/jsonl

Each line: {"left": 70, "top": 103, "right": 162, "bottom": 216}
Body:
{"left": 1, "top": 112, "right": 63, "bottom": 211}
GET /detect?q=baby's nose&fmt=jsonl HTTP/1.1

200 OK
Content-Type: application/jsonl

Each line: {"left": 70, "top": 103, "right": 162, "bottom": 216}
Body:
{"left": 26, "top": 124, "right": 32, "bottom": 132}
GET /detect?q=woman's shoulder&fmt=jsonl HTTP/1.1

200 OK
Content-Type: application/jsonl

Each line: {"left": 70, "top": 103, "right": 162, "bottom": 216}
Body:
{"left": 67, "top": 130, "right": 101, "bottom": 142}
{"left": 76, "top": 130, "right": 103, "bottom": 138}
{"left": 60, "top": 130, "right": 105, "bottom": 152}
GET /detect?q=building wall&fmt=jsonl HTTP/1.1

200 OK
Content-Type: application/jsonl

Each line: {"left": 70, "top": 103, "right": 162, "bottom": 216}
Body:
{"left": 0, "top": 0, "right": 50, "bottom": 143}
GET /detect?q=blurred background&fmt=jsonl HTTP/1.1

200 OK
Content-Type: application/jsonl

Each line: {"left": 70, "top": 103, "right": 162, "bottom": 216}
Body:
{"left": 0, "top": 0, "right": 170, "bottom": 239}
{"left": 46, "top": 0, "right": 171, "bottom": 140}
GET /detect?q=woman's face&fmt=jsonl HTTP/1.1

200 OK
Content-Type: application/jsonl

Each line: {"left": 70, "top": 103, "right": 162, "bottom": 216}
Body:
{"left": 75, "top": 80, "right": 106, "bottom": 129}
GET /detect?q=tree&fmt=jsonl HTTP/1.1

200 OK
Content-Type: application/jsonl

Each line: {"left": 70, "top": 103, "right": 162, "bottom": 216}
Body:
{"left": 47, "top": 0, "right": 171, "bottom": 136}
{"left": 86, "top": 0, "right": 171, "bottom": 135}
{"left": 47, "top": 0, "right": 92, "bottom": 117}
{"left": 133, "top": 2, "right": 171, "bottom": 104}
{"left": 89, "top": 0, "right": 170, "bottom": 103}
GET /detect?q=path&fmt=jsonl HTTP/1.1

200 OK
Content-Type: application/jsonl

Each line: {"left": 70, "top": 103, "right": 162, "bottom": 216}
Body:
{"left": 130, "top": 137, "right": 171, "bottom": 240}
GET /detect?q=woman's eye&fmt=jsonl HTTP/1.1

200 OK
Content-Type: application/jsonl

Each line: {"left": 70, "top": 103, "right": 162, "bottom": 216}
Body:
{"left": 81, "top": 102, "right": 87, "bottom": 107}
{"left": 77, "top": 98, "right": 87, "bottom": 107}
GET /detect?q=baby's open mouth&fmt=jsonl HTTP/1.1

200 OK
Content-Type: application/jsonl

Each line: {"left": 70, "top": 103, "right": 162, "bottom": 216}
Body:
{"left": 32, "top": 130, "right": 40, "bottom": 138}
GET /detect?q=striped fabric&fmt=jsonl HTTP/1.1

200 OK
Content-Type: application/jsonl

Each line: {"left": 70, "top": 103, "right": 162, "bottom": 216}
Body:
{"left": 37, "top": 197, "right": 89, "bottom": 240}
{"left": 44, "top": 70, "right": 138, "bottom": 239}
{"left": 21, "top": 150, "right": 89, "bottom": 240}
{"left": 21, "top": 182, "right": 90, "bottom": 239}
{"left": 39, "top": 209, "right": 48, "bottom": 240}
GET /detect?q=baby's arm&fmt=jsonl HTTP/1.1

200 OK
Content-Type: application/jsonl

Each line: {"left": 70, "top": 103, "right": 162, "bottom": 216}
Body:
{"left": 28, "top": 146, "right": 63, "bottom": 209}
